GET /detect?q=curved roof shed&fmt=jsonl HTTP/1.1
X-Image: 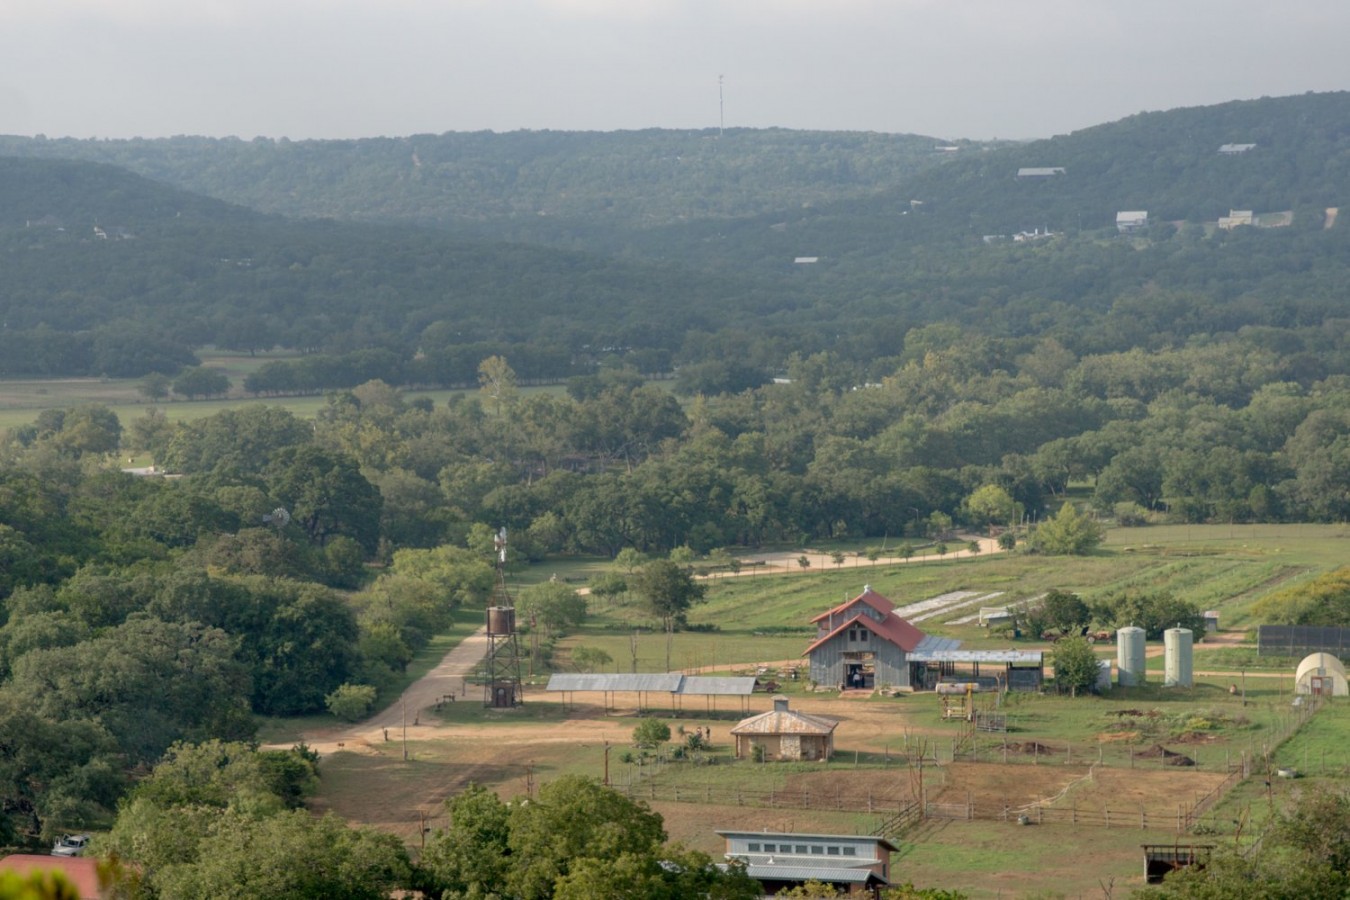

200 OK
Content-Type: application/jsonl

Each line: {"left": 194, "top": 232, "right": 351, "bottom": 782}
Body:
{"left": 1295, "top": 653, "right": 1348, "bottom": 696}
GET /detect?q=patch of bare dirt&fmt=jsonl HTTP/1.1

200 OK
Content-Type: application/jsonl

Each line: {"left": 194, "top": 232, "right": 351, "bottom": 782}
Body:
{"left": 1135, "top": 744, "right": 1194, "bottom": 766}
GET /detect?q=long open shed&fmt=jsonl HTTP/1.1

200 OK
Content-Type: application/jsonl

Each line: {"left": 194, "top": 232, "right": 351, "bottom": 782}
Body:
{"left": 907, "top": 648, "right": 1044, "bottom": 691}
{"left": 546, "top": 673, "right": 758, "bottom": 714}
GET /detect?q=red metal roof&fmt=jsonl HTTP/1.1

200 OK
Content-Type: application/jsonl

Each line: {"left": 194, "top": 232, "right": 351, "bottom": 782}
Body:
{"left": 0, "top": 855, "right": 104, "bottom": 899}
{"left": 809, "top": 586, "right": 895, "bottom": 624}
{"left": 803, "top": 609, "right": 927, "bottom": 656}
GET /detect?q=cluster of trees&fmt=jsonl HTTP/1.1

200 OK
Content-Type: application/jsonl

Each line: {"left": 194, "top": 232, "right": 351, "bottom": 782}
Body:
{"left": 96, "top": 740, "right": 411, "bottom": 899}
{"left": 1137, "top": 787, "right": 1350, "bottom": 899}
{"left": 416, "top": 776, "right": 760, "bottom": 900}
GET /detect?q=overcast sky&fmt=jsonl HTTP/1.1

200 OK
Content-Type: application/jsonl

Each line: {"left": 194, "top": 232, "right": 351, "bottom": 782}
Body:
{"left": 2, "top": 0, "right": 1348, "bottom": 142}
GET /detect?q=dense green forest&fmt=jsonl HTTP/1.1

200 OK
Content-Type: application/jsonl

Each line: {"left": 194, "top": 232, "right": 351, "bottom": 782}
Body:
{"left": 2, "top": 92, "right": 1350, "bottom": 386}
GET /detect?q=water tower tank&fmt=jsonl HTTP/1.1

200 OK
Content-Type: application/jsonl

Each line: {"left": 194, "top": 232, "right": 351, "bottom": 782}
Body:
{"left": 486, "top": 606, "right": 515, "bottom": 635}
{"left": 1116, "top": 626, "right": 1146, "bottom": 686}
{"left": 1164, "top": 627, "right": 1194, "bottom": 688}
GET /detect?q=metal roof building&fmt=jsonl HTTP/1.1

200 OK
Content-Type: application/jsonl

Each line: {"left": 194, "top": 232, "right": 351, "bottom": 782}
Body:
{"left": 719, "top": 830, "right": 898, "bottom": 897}
{"left": 545, "top": 672, "right": 757, "bottom": 713}
{"left": 729, "top": 696, "right": 837, "bottom": 761}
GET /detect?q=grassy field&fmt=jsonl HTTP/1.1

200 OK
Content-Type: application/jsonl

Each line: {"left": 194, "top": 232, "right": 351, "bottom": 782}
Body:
{"left": 0, "top": 359, "right": 623, "bottom": 432}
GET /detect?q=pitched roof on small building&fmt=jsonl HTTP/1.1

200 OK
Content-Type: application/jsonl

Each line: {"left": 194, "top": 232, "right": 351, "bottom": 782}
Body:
{"left": 0, "top": 855, "right": 104, "bottom": 899}
{"left": 730, "top": 697, "right": 837, "bottom": 736}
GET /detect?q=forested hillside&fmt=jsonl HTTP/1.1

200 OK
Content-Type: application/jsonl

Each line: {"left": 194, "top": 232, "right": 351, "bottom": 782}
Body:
{"left": 0, "top": 128, "right": 968, "bottom": 239}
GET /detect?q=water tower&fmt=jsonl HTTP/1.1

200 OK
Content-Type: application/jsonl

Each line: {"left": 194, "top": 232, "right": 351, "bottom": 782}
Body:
{"left": 484, "top": 527, "right": 524, "bottom": 708}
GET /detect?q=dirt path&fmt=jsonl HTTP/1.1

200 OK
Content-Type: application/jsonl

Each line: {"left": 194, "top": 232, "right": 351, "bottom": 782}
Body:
{"left": 286, "top": 628, "right": 489, "bottom": 754}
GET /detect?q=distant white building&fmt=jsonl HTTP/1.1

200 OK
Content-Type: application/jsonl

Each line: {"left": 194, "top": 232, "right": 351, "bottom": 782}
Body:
{"left": 1116, "top": 210, "right": 1148, "bottom": 233}
{"left": 1218, "top": 209, "right": 1254, "bottom": 230}
{"left": 1218, "top": 143, "right": 1256, "bottom": 154}
{"left": 1017, "top": 166, "right": 1066, "bottom": 178}
{"left": 793, "top": 257, "right": 819, "bottom": 264}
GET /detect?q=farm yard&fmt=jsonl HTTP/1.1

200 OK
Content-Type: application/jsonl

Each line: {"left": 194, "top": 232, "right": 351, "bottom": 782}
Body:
{"left": 271, "top": 525, "right": 1350, "bottom": 896}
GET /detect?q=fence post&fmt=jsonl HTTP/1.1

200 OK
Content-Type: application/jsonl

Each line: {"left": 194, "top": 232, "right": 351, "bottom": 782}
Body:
{"left": 967, "top": 791, "right": 973, "bottom": 820}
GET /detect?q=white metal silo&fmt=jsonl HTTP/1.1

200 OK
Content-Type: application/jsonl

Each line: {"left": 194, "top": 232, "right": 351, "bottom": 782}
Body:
{"left": 1164, "top": 627, "right": 1194, "bottom": 688}
{"left": 1096, "top": 659, "right": 1113, "bottom": 693}
{"left": 1117, "top": 626, "right": 1146, "bottom": 686}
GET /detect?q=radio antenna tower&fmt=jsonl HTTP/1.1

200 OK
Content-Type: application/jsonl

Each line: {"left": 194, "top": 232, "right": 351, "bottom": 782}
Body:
{"left": 718, "top": 74, "right": 725, "bottom": 137}
{"left": 483, "top": 527, "right": 524, "bottom": 708}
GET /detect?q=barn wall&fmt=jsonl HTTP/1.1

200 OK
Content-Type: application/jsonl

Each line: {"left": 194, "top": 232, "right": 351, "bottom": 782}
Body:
{"left": 808, "top": 634, "right": 910, "bottom": 688}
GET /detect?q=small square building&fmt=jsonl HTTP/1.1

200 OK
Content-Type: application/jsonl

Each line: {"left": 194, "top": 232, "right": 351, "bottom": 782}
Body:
{"left": 730, "top": 696, "right": 837, "bottom": 761}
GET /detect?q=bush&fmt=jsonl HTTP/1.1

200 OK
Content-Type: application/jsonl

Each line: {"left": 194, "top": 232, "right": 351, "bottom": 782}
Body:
{"left": 325, "top": 683, "right": 377, "bottom": 722}
{"left": 632, "top": 718, "right": 671, "bottom": 748}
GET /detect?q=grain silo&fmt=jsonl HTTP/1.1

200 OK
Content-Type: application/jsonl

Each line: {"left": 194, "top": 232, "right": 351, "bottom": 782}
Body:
{"left": 1096, "top": 659, "right": 1113, "bottom": 693}
{"left": 1164, "top": 627, "right": 1194, "bottom": 688}
{"left": 1117, "top": 626, "right": 1146, "bottom": 686}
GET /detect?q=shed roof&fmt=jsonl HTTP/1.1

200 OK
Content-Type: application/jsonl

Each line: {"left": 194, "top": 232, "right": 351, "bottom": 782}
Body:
{"left": 730, "top": 704, "right": 838, "bottom": 736}
{"left": 681, "top": 676, "right": 757, "bottom": 696}
{"left": 908, "top": 648, "right": 1043, "bottom": 665}
{"left": 717, "top": 830, "right": 899, "bottom": 852}
{"left": 0, "top": 855, "right": 103, "bottom": 899}
{"left": 546, "top": 673, "right": 684, "bottom": 693}
{"left": 544, "top": 673, "right": 757, "bottom": 696}
{"left": 743, "top": 865, "right": 880, "bottom": 884}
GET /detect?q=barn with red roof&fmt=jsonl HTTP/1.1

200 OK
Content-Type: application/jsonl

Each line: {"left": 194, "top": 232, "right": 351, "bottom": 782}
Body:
{"left": 804, "top": 585, "right": 956, "bottom": 690}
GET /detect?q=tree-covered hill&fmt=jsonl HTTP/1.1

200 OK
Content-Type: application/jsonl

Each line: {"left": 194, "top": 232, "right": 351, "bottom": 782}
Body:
{"left": 0, "top": 128, "right": 971, "bottom": 241}
{"left": 5, "top": 92, "right": 1350, "bottom": 382}
{"left": 0, "top": 156, "right": 808, "bottom": 378}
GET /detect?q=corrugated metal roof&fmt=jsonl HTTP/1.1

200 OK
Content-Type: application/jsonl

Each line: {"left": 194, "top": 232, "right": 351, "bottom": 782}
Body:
{"left": 681, "top": 676, "right": 757, "bottom": 696}
{"left": 743, "top": 865, "right": 876, "bottom": 884}
{"left": 908, "top": 649, "right": 1043, "bottom": 664}
{"left": 545, "top": 674, "right": 757, "bottom": 695}
{"left": 913, "top": 634, "right": 962, "bottom": 654}
{"left": 730, "top": 706, "right": 838, "bottom": 736}
{"left": 717, "top": 830, "right": 899, "bottom": 852}
{"left": 546, "top": 673, "right": 683, "bottom": 692}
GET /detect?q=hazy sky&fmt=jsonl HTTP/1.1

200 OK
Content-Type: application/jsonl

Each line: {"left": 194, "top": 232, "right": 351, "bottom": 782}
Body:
{"left": 3, "top": 0, "right": 1348, "bottom": 141}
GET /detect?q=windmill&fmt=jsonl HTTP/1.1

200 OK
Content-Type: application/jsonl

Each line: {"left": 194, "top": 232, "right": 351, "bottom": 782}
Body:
{"left": 263, "top": 507, "right": 290, "bottom": 528}
{"left": 484, "top": 527, "right": 524, "bottom": 708}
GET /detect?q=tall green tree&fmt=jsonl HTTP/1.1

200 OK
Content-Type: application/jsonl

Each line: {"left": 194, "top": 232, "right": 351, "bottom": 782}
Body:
{"left": 1030, "top": 503, "right": 1104, "bottom": 555}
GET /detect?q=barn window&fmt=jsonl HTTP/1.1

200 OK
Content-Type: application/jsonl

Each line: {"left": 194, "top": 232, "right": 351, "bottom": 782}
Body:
{"left": 811, "top": 846, "right": 824, "bottom": 855}
{"left": 795, "top": 845, "right": 807, "bottom": 854}
{"left": 762, "top": 844, "right": 776, "bottom": 853}
{"left": 842, "top": 847, "right": 857, "bottom": 857}
{"left": 748, "top": 843, "right": 760, "bottom": 852}
{"left": 858, "top": 630, "right": 868, "bottom": 643}
{"left": 827, "top": 846, "right": 841, "bottom": 856}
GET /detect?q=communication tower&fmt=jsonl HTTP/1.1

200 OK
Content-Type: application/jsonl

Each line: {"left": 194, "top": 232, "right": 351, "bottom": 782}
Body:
{"left": 484, "top": 527, "right": 524, "bottom": 708}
